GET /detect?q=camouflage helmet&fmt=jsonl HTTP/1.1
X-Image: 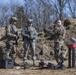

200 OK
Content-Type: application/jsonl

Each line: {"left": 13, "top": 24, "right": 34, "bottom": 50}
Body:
{"left": 26, "top": 19, "right": 33, "bottom": 24}
{"left": 9, "top": 17, "right": 18, "bottom": 24}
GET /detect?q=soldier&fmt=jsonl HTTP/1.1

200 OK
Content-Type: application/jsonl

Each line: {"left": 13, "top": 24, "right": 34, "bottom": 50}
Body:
{"left": 5, "top": 17, "right": 19, "bottom": 65}
{"left": 44, "top": 19, "right": 66, "bottom": 69}
{"left": 21, "top": 19, "right": 38, "bottom": 65}
{"left": 53, "top": 20, "right": 66, "bottom": 69}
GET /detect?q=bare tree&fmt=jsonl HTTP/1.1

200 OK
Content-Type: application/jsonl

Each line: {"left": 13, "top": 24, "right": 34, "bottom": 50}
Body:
{"left": 0, "top": 0, "right": 74, "bottom": 30}
{"left": 67, "top": 0, "right": 76, "bottom": 18}
{"left": 31, "top": 0, "right": 55, "bottom": 31}
{"left": 51, "top": 0, "right": 68, "bottom": 20}
{"left": 0, "top": 6, "right": 9, "bottom": 27}
{"left": 14, "top": 6, "right": 26, "bottom": 28}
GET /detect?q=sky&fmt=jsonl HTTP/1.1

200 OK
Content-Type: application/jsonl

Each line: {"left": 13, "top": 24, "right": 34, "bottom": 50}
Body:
{"left": 0, "top": 0, "right": 25, "bottom": 7}
{"left": 0, "top": 0, "right": 25, "bottom": 22}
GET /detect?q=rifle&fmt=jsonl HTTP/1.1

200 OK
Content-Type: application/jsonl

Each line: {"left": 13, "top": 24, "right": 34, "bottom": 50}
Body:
{"left": 15, "top": 31, "right": 19, "bottom": 45}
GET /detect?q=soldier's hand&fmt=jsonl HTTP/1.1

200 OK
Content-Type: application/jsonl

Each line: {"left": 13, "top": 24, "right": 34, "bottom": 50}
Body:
{"left": 30, "top": 35, "right": 35, "bottom": 40}
{"left": 27, "top": 35, "right": 30, "bottom": 38}
{"left": 30, "top": 38, "right": 35, "bottom": 40}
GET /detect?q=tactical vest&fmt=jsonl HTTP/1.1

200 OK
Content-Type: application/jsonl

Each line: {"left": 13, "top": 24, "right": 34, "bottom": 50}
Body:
{"left": 5, "top": 25, "right": 17, "bottom": 41}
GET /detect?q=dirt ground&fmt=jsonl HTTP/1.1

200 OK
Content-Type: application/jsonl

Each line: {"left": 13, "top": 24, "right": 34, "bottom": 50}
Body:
{"left": 1, "top": 68, "right": 76, "bottom": 75}
{"left": 0, "top": 59, "right": 76, "bottom": 75}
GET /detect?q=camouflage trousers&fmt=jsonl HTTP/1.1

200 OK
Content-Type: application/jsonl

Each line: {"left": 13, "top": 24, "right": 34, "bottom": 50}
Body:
{"left": 5, "top": 40, "right": 17, "bottom": 59}
{"left": 54, "top": 40, "right": 66, "bottom": 64}
{"left": 23, "top": 39, "right": 36, "bottom": 62}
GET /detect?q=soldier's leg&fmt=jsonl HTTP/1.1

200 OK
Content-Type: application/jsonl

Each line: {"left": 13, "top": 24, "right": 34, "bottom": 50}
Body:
{"left": 57, "top": 46, "right": 65, "bottom": 69}
{"left": 54, "top": 42, "right": 60, "bottom": 64}
{"left": 5, "top": 49, "right": 11, "bottom": 59}
{"left": 23, "top": 40, "right": 30, "bottom": 62}
{"left": 59, "top": 41, "right": 65, "bottom": 64}
{"left": 57, "top": 41, "right": 65, "bottom": 69}
{"left": 11, "top": 44, "right": 18, "bottom": 66}
{"left": 30, "top": 40, "right": 36, "bottom": 65}
{"left": 5, "top": 41, "right": 12, "bottom": 59}
{"left": 60, "top": 46, "right": 65, "bottom": 63}
{"left": 12, "top": 44, "right": 17, "bottom": 59}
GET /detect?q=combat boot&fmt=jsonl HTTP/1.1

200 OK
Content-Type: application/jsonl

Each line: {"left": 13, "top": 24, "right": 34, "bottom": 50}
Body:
{"left": 39, "top": 59, "right": 45, "bottom": 68}
{"left": 60, "top": 64, "right": 64, "bottom": 69}
{"left": 33, "top": 56, "right": 36, "bottom": 66}
{"left": 57, "top": 63, "right": 64, "bottom": 69}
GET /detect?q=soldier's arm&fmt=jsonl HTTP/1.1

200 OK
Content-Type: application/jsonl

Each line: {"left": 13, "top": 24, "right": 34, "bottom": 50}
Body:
{"left": 44, "top": 28, "right": 54, "bottom": 34}
{"left": 21, "top": 27, "right": 30, "bottom": 38}
{"left": 7, "top": 26, "right": 16, "bottom": 38}
{"left": 33, "top": 28, "right": 38, "bottom": 39}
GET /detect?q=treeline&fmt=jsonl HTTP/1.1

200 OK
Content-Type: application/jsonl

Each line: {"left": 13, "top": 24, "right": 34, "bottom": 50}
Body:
{"left": 0, "top": 0, "right": 75, "bottom": 31}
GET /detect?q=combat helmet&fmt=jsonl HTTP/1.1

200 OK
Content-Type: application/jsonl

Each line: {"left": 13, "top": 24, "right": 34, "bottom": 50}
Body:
{"left": 26, "top": 19, "right": 33, "bottom": 24}
{"left": 9, "top": 17, "right": 18, "bottom": 24}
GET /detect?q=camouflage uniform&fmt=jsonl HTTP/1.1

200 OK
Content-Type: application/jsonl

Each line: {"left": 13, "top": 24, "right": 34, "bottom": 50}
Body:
{"left": 21, "top": 19, "right": 38, "bottom": 65}
{"left": 5, "top": 17, "right": 18, "bottom": 59}
{"left": 54, "top": 25, "right": 66, "bottom": 66}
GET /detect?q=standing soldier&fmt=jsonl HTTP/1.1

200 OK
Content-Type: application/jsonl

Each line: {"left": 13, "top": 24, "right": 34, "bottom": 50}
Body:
{"left": 44, "top": 19, "right": 66, "bottom": 69}
{"left": 21, "top": 19, "right": 38, "bottom": 65}
{"left": 5, "top": 17, "right": 19, "bottom": 65}
{"left": 54, "top": 20, "right": 66, "bottom": 69}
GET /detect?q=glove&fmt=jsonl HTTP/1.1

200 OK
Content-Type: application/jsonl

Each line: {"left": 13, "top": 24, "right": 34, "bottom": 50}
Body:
{"left": 27, "top": 35, "right": 30, "bottom": 38}
{"left": 30, "top": 37, "right": 35, "bottom": 40}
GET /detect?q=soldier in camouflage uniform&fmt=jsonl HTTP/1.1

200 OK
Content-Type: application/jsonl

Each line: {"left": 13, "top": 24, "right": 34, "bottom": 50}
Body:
{"left": 21, "top": 19, "right": 38, "bottom": 65}
{"left": 54, "top": 20, "right": 66, "bottom": 69}
{"left": 5, "top": 17, "right": 19, "bottom": 62}
{"left": 44, "top": 19, "right": 66, "bottom": 69}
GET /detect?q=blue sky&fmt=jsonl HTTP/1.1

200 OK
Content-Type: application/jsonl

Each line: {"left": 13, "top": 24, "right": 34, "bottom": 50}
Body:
{"left": 0, "top": 0, "right": 25, "bottom": 20}
{"left": 0, "top": 0, "right": 25, "bottom": 7}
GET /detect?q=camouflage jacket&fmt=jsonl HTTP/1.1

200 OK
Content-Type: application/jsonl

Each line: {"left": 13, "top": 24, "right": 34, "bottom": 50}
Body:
{"left": 5, "top": 24, "right": 18, "bottom": 41}
{"left": 21, "top": 26, "right": 38, "bottom": 40}
{"left": 54, "top": 25, "right": 66, "bottom": 42}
